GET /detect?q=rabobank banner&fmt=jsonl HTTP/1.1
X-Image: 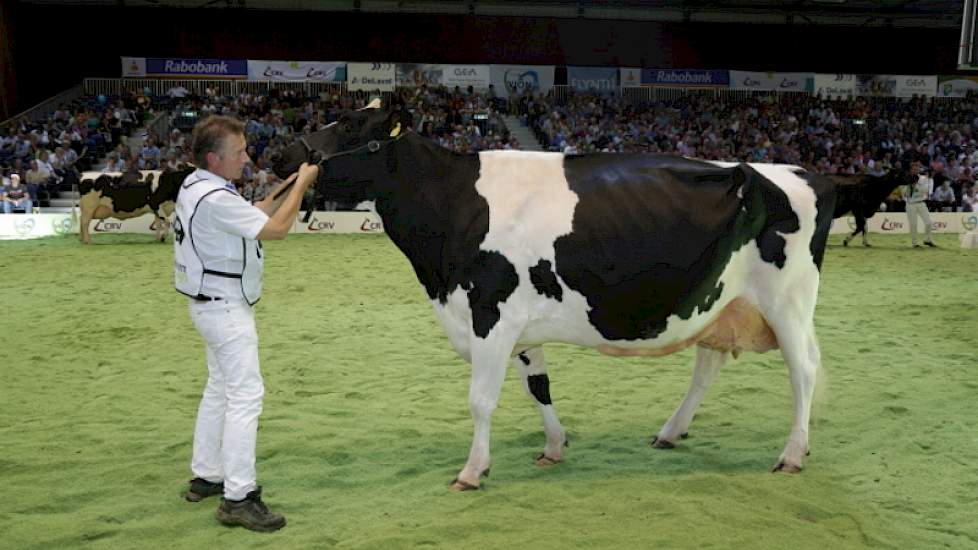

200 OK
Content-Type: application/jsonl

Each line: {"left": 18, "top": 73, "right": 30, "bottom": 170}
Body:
{"left": 568, "top": 67, "right": 619, "bottom": 92}
{"left": 347, "top": 62, "right": 396, "bottom": 92}
{"left": 490, "top": 65, "right": 555, "bottom": 96}
{"left": 619, "top": 67, "right": 642, "bottom": 87}
{"left": 729, "top": 71, "right": 813, "bottom": 92}
{"left": 938, "top": 75, "right": 978, "bottom": 97}
{"left": 642, "top": 69, "right": 729, "bottom": 87}
{"left": 121, "top": 57, "right": 146, "bottom": 77}
{"left": 145, "top": 58, "right": 247, "bottom": 79}
{"left": 814, "top": 74, "right": 855, "bottom": 98}
{"left": 247, "top": 60, "right": 345, "bottom": 82}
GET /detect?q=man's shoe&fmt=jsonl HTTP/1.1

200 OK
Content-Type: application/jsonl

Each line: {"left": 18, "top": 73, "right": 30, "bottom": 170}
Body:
{"left": 216, "top": 486, "right": 286, "bottom": 532}
{"left": 925, "top": 241, "right": 937, "bottom": 247}
{"left": 185, "top": 477, "right": 224, "bottom": 502}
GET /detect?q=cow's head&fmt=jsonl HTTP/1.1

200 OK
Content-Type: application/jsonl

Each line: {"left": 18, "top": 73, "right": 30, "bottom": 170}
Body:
{"left": 271, "top": 98, "right": 409, "bottom": 180}
{"left": 310, "top": 108, "right": 414, "bottom": 204}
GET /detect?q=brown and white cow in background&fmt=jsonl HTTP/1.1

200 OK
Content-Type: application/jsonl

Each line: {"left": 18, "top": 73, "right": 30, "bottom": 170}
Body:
{"left": 78, "top": 167, "right": 193, "bottom": 244}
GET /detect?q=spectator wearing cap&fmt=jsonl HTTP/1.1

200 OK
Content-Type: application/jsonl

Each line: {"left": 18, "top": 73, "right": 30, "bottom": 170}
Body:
{"left": 2, "top": 174, "right": 33, "bottom": 214}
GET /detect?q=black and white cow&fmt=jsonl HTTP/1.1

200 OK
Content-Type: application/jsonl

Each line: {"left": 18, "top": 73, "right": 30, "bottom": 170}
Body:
{"left": 827, "top": 167, "right": 917, "bottom": 247}
{"left": 275, "top": 109, "right": 837, "bottom": 491}
{"left": 78, "top": 167, "right": 193, "bottom": 244}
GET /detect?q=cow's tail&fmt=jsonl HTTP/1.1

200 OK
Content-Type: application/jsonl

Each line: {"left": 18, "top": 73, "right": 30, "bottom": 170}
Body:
{"left": 810, "top": 333, "right": 828, "bottom": 427}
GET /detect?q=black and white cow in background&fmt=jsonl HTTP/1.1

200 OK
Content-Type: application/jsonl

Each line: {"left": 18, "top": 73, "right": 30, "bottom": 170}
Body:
{"left": 827, "top": 166, "right": 918, "bottom": 247}
{"left": 78, "top": 167, "right": 193, "bottom": 244}
{"left": 274, "top": 108, "right": 837, "bottom": 491}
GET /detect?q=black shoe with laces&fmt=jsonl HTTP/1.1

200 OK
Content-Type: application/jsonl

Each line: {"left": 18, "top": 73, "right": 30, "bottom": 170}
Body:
{"left": 185, "top": 477, "right": 224, "bottom": 502}
{"left": 924, "top": 241, "right": 937, "bottom": 247}
{"left": 216, "top": 486, "right": 286, "bottom": 532}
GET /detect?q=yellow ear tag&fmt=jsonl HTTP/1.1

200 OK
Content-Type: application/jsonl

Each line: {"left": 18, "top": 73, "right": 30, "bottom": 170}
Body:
{"left": 390, "top": 123, "right": 402, "bottom": 138}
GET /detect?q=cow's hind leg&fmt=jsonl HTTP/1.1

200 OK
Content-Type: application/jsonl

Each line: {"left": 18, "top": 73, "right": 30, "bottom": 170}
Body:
{"left": 451, "top": 329, "right": 520, "bottom": 491}
{"left": 514, "top": 346, "right": 567, "bottom": 466}
{"left": 769, "top": 319, "right": 820, "bottom": 473}
{"left": 652, "top": 345, "right": 728, "bottom": 449}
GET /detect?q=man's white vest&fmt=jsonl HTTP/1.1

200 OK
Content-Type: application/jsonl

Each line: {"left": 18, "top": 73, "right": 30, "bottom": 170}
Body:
{"left": 174, "top": 171, "right": 263, "bottom": 305}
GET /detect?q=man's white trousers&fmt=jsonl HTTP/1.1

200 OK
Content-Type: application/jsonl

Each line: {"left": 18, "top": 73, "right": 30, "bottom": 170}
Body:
{"left": 189, "top": 300, "right": 263, "bottom": 501}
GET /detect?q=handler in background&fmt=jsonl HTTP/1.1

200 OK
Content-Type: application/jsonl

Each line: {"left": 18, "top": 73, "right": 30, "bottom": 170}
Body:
{"left": 173, "top": 114, "right": 318, "bottom": 532}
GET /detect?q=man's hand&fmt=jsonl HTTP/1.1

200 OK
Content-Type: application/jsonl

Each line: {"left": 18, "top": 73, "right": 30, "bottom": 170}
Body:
{"left": 296, "top": 162, "right": 319, "bottom": 190}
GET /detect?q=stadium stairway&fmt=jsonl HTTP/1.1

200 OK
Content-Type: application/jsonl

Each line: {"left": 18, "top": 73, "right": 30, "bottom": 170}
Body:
{"left": 501, "top": 115, "right": 544, "bottom": 152}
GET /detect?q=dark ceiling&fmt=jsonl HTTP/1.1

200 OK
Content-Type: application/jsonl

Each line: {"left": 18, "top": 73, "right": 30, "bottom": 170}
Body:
{"left": 14, "top": 0, "right": 966, "bottom": 27}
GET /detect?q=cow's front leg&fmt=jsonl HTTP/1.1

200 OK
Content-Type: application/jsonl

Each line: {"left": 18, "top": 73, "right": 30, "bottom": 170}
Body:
{"left": 451, "top": 331, "right": 518, "bottom": 491}
{"left": 514, "top": 346, "right": 567, "bottom": 466}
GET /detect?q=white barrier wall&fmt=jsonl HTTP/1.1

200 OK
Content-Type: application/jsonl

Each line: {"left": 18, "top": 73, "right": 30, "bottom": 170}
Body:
{"left": 3, "top": 211, "right": 977, "bottom": 239}
{"left": 830, "top": 213, "right": 978, "bottom": 234}
{"left": 0, "top": 211, "right": 385, "bottom": 239}
{"left": 0, "top": 213, "right": 77, "bottom": 239}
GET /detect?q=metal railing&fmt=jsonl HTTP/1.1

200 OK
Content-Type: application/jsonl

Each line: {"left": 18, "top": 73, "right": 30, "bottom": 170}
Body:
{"left": 83, "top": 78, "right": 350, "bottom": 99}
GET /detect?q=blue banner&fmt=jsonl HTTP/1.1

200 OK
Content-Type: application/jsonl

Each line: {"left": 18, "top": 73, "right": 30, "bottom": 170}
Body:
{"left": 567, "top": 67, "right": 619, "bottom": 92}
{"left": 642, "top": 69, "right": 729, "bottom": 87}
{"left": 145, "top": 58, "right": 248, "bottom": 79}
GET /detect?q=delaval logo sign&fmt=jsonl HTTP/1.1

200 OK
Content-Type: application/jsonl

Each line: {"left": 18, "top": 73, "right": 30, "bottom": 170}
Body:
{"left": 146, "top": 58, "right": 248, "bottom": 79}
{"left": 642, "top": 69, "right": 729, "bottom": 87}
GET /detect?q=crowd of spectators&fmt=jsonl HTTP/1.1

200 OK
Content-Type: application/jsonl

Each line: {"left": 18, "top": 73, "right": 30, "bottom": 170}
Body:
{"left": 1, "top": 90, "right": 148, "bottom": 212}
{"left": 524, "top": 90, "right": 978, "bottom": 211}
{"left": 7, "top": 84, "right": 978, "bottom": 214}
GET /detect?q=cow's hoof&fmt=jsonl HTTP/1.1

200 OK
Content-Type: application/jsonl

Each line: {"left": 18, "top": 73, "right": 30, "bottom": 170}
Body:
{"left": 450, "top": 478, "right": 480, "bottom": 491}
{"left": 771, "top": 461, "right": 803, "bottom": 474}
{"left": 650, "top": 436, "right": 675, "bottom": 449}
{"left": 535, "top": 453, "right": 563, "bottom": 467}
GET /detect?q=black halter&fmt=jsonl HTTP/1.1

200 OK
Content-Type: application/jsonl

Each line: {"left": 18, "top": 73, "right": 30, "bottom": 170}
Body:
{"left": 282, "top": 133, "right": 404, "bottom": 221}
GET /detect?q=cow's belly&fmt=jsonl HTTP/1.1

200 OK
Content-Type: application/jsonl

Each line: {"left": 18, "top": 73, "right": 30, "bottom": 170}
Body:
{"left": 594, "top": 297, "right": 777, "bottom": 357}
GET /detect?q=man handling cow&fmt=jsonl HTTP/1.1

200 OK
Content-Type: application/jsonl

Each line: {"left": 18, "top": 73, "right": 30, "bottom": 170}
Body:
{"left": 174, "top": 114, "right": 318, "bottom": 532}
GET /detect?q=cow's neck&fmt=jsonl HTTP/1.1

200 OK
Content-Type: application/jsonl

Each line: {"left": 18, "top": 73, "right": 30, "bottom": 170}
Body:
{"left": 372, "top": 135, "right": 486, "bottom": 303}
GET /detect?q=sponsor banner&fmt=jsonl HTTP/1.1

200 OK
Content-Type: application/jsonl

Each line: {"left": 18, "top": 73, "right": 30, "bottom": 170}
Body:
{"left": 247, "top": 60, "right": 345, "bottom": 82}
{"left": 87, "top": 213, "right": 164, "bottom": 235}
{"left": 121, "top": 57, "right": 146, "bottom": 77}
{"left": 729, "top": 71, "right": 813, "bottom": 92}
{"left": 292, "top": 211, "right": 384, "bottom": 234}
{"left": 641, "top": 69, "right": 729, "bottom": 87}
{"left": 619, "top": 67, "right": 642, "bottom": 87}
{"left": 814, "top": 73, "right": 855, "bottom": 98}
{"left": 145, "top": 58, "right": 247, "bottom": 79}
{"left": 893, "top": 75, "right": 937, "bottom": 97}
{"left": 347, "top": 62, "right": 396, "bottom": 92}
{"left": 829, "top": 213, "right": 978, "bottom": 234}
{"left": 0, "top": 213, "right": 76, "bottom": 240}
{"left": 396, "top": 63, "right": 444, "bottom": 87}
{"left": 568, "top": 66, "right": 619, "bottom": 92}
{"left": 490, "top": 65, "right": 556, "bottom": 96}
{"left": 938, "top": 75, "right": 978, "bottom": 97}
{"left": 442, "top": 65, "right": 491, "bottom": 89}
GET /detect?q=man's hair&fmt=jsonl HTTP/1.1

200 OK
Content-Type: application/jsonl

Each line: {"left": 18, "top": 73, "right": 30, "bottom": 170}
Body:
{"left": 191, "top": 115, "right": 245, "bottom": 168}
